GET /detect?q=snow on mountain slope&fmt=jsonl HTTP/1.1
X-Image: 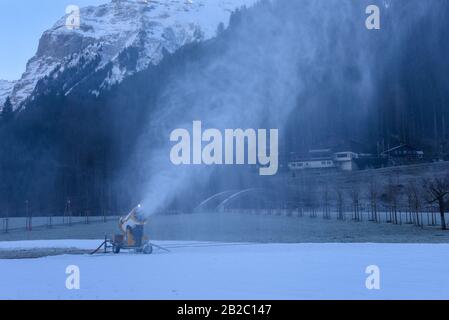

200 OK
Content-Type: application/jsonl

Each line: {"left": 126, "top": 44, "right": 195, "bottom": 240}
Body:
{"left": 2, "top": 0, "right": 258, "bottom": 111}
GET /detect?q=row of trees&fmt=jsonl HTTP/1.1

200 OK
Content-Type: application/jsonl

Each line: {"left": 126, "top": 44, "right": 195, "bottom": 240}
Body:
{"left": 294, "top": 174, "right": 449, "bottom": 230}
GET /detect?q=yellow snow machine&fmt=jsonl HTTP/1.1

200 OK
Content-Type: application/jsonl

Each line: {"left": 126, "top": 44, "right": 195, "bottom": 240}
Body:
{"left": 90, "top": 205, "right": 170, "bottom": 255}
{"left": 111, "top": 205, "right": 153, "bottom": 254}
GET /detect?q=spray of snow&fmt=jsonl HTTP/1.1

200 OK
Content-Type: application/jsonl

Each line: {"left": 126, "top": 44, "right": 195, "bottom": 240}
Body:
{"left": 137, "top": 0, "right": 442, "bottom": 216}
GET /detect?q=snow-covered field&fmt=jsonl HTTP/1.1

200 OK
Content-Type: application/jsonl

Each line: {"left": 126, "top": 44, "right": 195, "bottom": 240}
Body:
{"left": 1, "top": 240, "right": 449, "bottom": 300}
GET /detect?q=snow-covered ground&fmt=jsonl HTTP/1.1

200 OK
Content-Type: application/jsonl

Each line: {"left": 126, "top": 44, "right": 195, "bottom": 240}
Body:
{"left": 1, "top": 240, "right": 449, "bottom": 300}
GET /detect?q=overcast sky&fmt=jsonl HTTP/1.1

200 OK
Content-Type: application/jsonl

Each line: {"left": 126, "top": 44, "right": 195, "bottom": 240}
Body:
{"left": 0, "top": 0, "right": 108, "bottom": 81}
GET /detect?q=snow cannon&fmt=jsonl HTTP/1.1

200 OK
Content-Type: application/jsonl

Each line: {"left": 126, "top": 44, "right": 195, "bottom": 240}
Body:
{"left": 90, "top": 205, "right": 170, "bottom": 255}
{"left": 112, "top": 205, "right": 153, "bottom": 254}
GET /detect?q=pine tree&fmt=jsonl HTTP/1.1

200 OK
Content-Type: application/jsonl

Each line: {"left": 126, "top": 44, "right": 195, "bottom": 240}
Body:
{"left": 1, "top": 96, "right": 13, "bottom": 123}
{"left": 216, "top": 22, "right": 225, "bottom": 37}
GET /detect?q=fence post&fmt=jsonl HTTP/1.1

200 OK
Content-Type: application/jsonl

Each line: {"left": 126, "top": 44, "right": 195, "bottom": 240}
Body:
{"left": 25, "top": 200, "right": 32, "bottom": 231}
{"left": 67, "top": 199, "right": 72, "bottom": 226}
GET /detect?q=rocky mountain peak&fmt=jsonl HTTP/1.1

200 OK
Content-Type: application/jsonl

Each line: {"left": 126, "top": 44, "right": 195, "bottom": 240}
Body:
{"left": 1, "top": 0, "right": 257, "bottom": 111}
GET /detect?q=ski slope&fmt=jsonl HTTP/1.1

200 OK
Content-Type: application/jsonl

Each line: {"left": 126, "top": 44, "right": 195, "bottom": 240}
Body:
{"left": 0, "top": 240, "right": 449, "bottom": 300}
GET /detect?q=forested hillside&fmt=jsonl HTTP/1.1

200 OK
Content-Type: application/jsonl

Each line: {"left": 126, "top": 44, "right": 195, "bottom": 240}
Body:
{"left": 0, "top": 0, "right": 448, "bottom": 216}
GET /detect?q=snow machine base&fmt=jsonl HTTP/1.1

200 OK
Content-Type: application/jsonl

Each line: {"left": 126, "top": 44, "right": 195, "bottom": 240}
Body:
{"left": 111, "top": 243, "right": 153, "bottom": 254}
{"left": 90, "top": 236, "right": 153, "bottom": 255}
{"left": 111, "top": 234, "right": 153, "bottom": 255}
{"left": 90, "top": 235, "right": 170, "bottom": 255}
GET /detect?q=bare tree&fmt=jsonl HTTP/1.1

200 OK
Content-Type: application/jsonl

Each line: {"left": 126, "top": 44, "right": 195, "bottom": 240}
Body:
{"left": 296, "top": 176, "right": 307, "bottom": 217}
{"left": 423, "top": 176, "right": 449, "bottom": 230}
{"left": 384, "top": 177, "right": 401, "bottom": 224}
{"left": 335, "top": 186, "right": 344, "bottom": 221}
{"left": 301, "top": 179, "right": 317, "bottom": 218}
{"left": 350, "top": 184, "right": 361, "bottom": 221}
{"left": 322, "top": 182, "right": 331, "bottom": 219}
{"left": 368, "top": 178, "right": 379, "bottom": 222}
{"left": 405, "top": 181, "right": 423, "bottom": 227}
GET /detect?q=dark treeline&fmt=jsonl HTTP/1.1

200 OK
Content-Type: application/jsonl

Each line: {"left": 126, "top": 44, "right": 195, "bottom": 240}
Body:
{"left": 0, "top": 0, "right": 448, "bottom": 216}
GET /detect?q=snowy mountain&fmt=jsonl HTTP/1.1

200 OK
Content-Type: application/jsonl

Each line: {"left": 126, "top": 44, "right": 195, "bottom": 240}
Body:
{"left": 1, "top": 0, "right": 257, "bottom": 111}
